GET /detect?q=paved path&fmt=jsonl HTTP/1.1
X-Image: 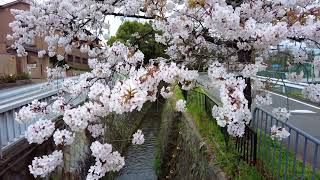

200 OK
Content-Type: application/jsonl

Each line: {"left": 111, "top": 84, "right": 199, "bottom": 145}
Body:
{"left": 197, "top": 74, "right": 320, "bottom": 140}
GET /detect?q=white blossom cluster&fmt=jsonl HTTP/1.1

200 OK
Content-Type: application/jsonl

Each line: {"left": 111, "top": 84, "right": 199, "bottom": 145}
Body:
{"left": 46, "top": 67, "right": 66, "bottom": 80}
{"left": 26, "top": 119, "right": 55, "bottom": 144}
{"left": 15, "top": 99, "right": 47, "bottom": 123}
{"left": 241, "top": 64, "right": 258, "bottom": 78}
{"left": 175, "top": 99, "right": 187, "bottom": 112}
{"left": 29, "top": 150, "right": 63, "bottom": 178}
{"left": 160, "top": 87, "right": 173, "bottom": 99}
{"left": 293, "top": 50, "right": 308, "bottom": 64}
{"left": 51, "top": 97, "right": 70, "bottom": 114}
{"left": 53, "top": 129, "right": 75, "bottom": 146}
{"left": 271, "top": 125, "right": 290, "bottom": 141}
{"left": 272, "top": 107, "right": 290, "bottom": 121}
{"left": 63, "top": 106, "right": 92, "bottom": 132}
{"left": 88, "top": 124, "right": 105, "bottom": 138}
{"left": 255, "top": 93, "right": 272, "bottom": 106}
{"left": 208, "top": 61, "right": 227, "bottom": 81}
{"left": 210, "top": 75, "right": 252, "bottom": 137}
{"left": 87, "top": 141, "right": 125, "bottom": 180}
{"left": 286, "top": 72, "right": 304, "bottom": 82}
{"left": 302, "top": 84, "right": 320, "bottom": 103}
{"left": 132, "top": 129, "right": 145, "bottom": 145}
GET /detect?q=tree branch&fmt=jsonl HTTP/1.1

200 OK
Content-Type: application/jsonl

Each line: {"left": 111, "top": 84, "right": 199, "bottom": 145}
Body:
{"left": 105, "top": 12, "right": 155, "bottom": 19}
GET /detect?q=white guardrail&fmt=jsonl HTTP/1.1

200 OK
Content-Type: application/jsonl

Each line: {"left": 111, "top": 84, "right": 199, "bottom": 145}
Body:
{"left": 0, "top": 76, "right": 84, "bottom": 154}
{"left": 256, "top": 76, "right": 308, "bottom": 90}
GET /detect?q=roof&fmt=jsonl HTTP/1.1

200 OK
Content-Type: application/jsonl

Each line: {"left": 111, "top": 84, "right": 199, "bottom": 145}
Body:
{"left": 0, "top": 0, "right": 29, "bottom": 8}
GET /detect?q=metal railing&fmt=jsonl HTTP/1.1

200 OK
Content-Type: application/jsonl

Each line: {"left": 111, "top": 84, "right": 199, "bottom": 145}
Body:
{"left": 252, "top": 108, "right": 320, "bottom": 180}
{"left": 194, "top": 85, "right": 320, "bottom": 179}
{"left": 0, "top": 77, "right": 83, "bottom": 154}
{"left": 235, "top": 125, "right": 257, "bottom": 166}
{"left": 257, "top": 76, "right": 307, "bottom": 91}
{"left": 0, "top": 92, "right": 56, "bottom": 153}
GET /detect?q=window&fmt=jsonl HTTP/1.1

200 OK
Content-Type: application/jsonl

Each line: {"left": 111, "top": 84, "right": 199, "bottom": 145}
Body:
{"left": 82, "top": 58, "right": 88, "bottom": 65}
{"left": 75, "top": 56, "right": 81, "bottom": 63}
{"left": 67, "top": 55, "right": 73, "bottom": 62}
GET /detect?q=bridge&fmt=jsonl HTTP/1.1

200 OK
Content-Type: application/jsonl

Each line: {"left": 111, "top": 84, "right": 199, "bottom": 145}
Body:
{"left": 0, "top": 77, "right": 85, "bottom": 160}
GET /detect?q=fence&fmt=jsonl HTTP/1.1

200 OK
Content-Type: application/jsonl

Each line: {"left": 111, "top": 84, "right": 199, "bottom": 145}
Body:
{"left": 0, "top": 77, "right": 81, "bottom": 151}
{"left": 0, "top": 90, "right": 58, "bottom": 152}
{"left": 193, "top": 87, "right": 320, "bottom": 179}
{"left": 252, "top": 108, "right": 320, "bottom": 180}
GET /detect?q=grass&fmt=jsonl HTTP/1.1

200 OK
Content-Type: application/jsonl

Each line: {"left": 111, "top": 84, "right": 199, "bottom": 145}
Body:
{"left": 173, "top": 86, "right": 264, "bottom": 179}
{"left": 0, "top": 72, "right": 30, "bottom": 83}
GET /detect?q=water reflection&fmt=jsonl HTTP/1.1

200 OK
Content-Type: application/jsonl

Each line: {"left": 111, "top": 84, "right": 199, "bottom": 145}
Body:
{"left": 115, "top": 105, "right": 161, "bottom": 180}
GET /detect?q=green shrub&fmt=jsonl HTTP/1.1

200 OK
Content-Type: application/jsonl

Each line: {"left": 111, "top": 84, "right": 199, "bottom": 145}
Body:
{"left": 16, "top": 72, "right": 30, "bottom": 80}
{"left": 0, "top": 73, "right": 30, "bottom": 83}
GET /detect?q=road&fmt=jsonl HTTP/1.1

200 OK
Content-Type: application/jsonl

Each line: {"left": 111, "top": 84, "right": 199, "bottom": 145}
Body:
{"left": 197, "top": 74, "right": 320, "bottom": 140}
{"left": 260, "top": 92, "right": 320, "bottom": 139}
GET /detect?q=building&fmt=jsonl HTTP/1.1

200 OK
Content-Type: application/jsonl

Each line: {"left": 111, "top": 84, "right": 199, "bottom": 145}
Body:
{"left": 0, "top": 0, "right": 89, "bottom": 79}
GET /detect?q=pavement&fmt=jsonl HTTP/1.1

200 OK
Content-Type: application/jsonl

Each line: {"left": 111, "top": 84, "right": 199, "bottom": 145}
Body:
{"left": 197, "top": 74, "right": 320, "bottom": 140}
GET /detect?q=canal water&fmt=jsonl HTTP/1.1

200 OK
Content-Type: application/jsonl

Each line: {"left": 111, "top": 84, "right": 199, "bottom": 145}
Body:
{"left": 115, "top": 104, "right": 161, "bottom": 180}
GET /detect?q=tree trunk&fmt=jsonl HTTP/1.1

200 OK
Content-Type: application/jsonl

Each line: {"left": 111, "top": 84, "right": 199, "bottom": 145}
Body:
{"left": 237, "top": 50, "right": 253, "bottom": 109}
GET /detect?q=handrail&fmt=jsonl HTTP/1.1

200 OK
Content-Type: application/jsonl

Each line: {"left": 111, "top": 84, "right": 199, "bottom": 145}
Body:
{"left": 0, "top": 89, "right": 59, "bottom": 114}
{"left": 252, "top": 107, "right": 320, "bottom": 145}
{"left": 256, "top": 76, "right": 307, "bottom": 90}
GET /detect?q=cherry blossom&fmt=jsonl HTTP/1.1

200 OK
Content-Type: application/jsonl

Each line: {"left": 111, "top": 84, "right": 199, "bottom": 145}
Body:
{"left": 88, "top": 124, "right": 105, "bottom": 138}
{"left": 26, "top": 119, "right": 55, "bottom": 144}
{"left": 271, "top": 125, "right": 290, "bottom": 141}
{"left": 303, "top": 84, "right": 320, "bottom": 103}
{"left": 286, "top": 72, "right": 304, "bottom": 82}
{"left": 29, "top": 150, "right": 63, "bottom": 178}
{"left": 87, "top": 141, "right": 125, "bottom": 179}
{"left": 63, "top": 106, "right": 91, "bottom": 132}
{"left": 132, "top": 129, "right": 145, "bottom": 145}
{"left": 210, "top": 74, "right": 251, "bottom": 137}
{"left": 51, "top": 97, "right": 70, "bottom": 114}
{"left": 208, "top": 61, "right": 227, "bottom": 81}
{"left": 38, "top": 50, "right": 46, "bottom": 58}
{"left": 272, "top": 107, "right": 290, "bottom": 121}
{"left": 175, "top": 99, "right": 187, "bottom": 112}
{"left": 160, "top": 87, "right": 173, "bottom": 99}
{"left": 53, "top": 129, "right": 75, "bottom": 146}
{"left": 255, "top": 93, "right": 272, "bottom": 106}
{"left": 241, "top": 64, "right": 258, "bottom": 78}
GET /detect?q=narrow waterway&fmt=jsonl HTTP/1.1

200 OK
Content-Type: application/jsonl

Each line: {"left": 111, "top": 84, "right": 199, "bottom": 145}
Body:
{"left": 115, "top": 103, "right": 161, "bottom": 180}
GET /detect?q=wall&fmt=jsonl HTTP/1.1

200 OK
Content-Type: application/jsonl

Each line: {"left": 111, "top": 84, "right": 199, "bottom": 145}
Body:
{"left": 0, "top": 54, "right": 16, "bottom": 75}
{"left": 158, "top": 99, "right": 227, "bottom": 180}
{"left": 0, "top": 1, "right": 30, "bottom": 45}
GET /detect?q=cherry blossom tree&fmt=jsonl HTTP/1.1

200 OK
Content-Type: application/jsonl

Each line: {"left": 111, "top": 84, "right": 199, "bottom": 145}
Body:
{"left": 8, "top": 0, "right": 320, "bottom": 179}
